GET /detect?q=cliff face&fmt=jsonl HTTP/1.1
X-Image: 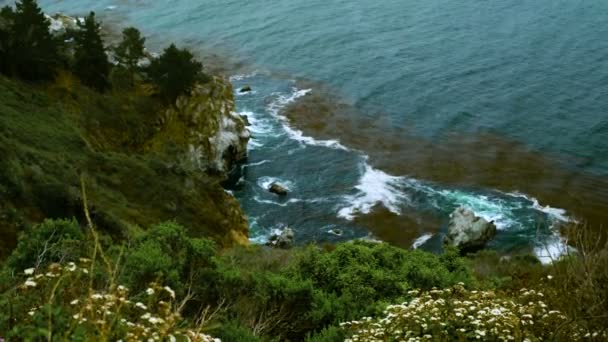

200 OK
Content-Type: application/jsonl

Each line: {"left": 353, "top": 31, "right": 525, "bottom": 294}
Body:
{"left": 147, "top": 76, "right": 249, "bottom": 175}
{"left": 0, "top": 75, "right": 250, "bottom": 259}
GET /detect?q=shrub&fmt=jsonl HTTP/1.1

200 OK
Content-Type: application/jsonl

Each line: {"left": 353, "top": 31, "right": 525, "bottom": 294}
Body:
{"left": 1, "top": 257, "right": 219, "bottom": 340}
{"left": 147, "top": 43, "right": 208, "bottom": 103}
{"left": 5, "top": 218, "right": 85, "bottom": 274}
{"left": 73, "top": 12, "right": 111, "bottom": 91}
{"left": 120, "top": 221, "right": 217, "bottom": 299}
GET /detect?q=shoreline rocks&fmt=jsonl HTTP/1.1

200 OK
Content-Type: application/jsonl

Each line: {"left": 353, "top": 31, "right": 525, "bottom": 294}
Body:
{"left": 444, "top": 207, "right": 497, "bottom": 252}
{"left": 239, "top": 85, "right": 252, "bottom": 93}
{"left": 266, "top": 226, "right": 294, "bottom": 249}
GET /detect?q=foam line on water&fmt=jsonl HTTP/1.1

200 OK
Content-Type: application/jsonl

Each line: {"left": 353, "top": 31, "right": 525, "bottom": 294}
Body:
{"left": 337, "top": 160, "right": 409, "bottom": 220}
{"left": 507, "top": 191, "right": 573, "bottom": 223}
{"left": 253, "top": 196, "right": 304, "bottom": 207}
{"left": 412, "top": 233, "right": 434, "bottom": 249}
{"left": 266, "top": 88, "right": 350, "bottom": 151}
{"left": 244, "top": 159, "right": 271, "bottom": 168}
{"left": 229, "top": 71, "right": 259, "bottom": 82}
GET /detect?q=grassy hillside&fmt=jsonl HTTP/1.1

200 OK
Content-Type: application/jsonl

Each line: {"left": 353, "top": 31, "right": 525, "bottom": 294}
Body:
{"left": 0, "top": 74, "right": 248, "bottom": 258}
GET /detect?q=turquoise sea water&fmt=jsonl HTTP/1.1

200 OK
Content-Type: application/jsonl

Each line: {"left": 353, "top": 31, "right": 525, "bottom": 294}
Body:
{"left": 26, "top": 0, "right": 608, "bottom": 259}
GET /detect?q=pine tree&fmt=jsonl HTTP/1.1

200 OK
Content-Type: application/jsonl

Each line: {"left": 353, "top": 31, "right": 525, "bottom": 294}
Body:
{"left": 0, "top": 6, "right": 13, "bottom": 74}
{"left": 147, "top": 44, "right": 206, "bottom": 103}
{"left": 73, "top": 12, "right": 111, "bottom": 91}
{"left": 6, "top": 0, "right": 60, "bottom": 80}
{"left": 114, "top": 27, "right": 145, "bottom": 72}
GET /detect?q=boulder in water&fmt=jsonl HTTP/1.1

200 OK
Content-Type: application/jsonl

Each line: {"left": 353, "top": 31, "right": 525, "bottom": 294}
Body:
{"left": 267, "top": 226, "right": 294, "bottom": 249}
{"left": 444, "top": 207, "right": 497, "bottom": 252}
{"left": 268, "top": 182, "right": 288, "bottom": 196}
{"left": 239, "top": 86, "right": 252, "bottom": 93}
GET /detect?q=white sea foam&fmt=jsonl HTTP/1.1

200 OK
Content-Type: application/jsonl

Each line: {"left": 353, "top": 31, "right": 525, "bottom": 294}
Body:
{"left": 266, "top": 88, "right": 350, "bottom": 151}
{"left": 236, "top": 90, "right": 257, "bottom": 96}
{"left": 229, "top": 71, "right": 259, "bottom": 82}
{"left": 337, "top": 161, "right": 409, "bottom": 220}
{"left": 533, "top": 235, "right": 574, "bottom": 265}
{"left": 244, "top": 159, "right": 271, "bottom": 168}
{"left": 507, "top": 191, "right": 573, "bottom": 223}
{"left": 253, "top": 196, "right": 303, "bottom": 207}
{"left": 412, "top": 233, "right": 434, "bottom": 249}
{"left": 436, "top": 190, "right": 519, "bottom": 230}
{"left": 238, "top": 111, "right": 273, "bottom": 134}
{"left": 248, "top": 139, "right": 263, "bottom": 149}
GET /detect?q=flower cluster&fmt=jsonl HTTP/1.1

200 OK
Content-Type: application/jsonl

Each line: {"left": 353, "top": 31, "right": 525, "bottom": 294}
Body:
{"left": 19, "top": 261, "right": 219, "bottom": 341}
{"left": 341, "top": 283, "right": 606, "bottom": 341}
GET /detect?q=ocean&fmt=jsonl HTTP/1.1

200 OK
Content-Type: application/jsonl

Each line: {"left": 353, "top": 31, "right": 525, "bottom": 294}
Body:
{"left": 27, "top": 0, "right": 608, "bottom": 261}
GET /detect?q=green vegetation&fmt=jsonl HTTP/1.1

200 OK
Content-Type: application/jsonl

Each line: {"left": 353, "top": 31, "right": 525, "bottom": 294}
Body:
{"left": 73, "top": 12, "right": 111, "bottom": 92}
{"left": 0, "top": 0, "right": 607, "bottom": 340}
{"left": 0, "top": 219, "right": 475, "bottom": 340}
{"left": 112, "top": 27, "right": 146, "bottom": 89}
{"left": 1, "top": 219, "right": 606, "bottom": 340}
{"left": 114, "top": 27, "right": 146, "bottom": 74}
{"left": 148, "top": 43, "right": 208, "bottom": 103}
{"left": 0, "top": 0, "right": 62, "bottom": 80}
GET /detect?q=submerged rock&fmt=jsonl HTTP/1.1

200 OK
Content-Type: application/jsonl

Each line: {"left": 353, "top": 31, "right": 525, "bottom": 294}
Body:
{"left": 328, "top": 229, "right": 343, "bottom": 236}
{"left": 239, "top": 85, "right": 252, "bottom": 93}
{"left": 444, "top": 207, "right": 496, "bottom": 252}
{"left": 267, "top": 226, "right": 294, "bottom": 249}
{"left": 268, "top": 182, "right": 289, "bottom": 196}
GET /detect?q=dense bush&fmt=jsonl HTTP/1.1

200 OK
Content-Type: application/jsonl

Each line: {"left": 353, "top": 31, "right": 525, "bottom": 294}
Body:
{"left": 4, "top": 218, "right": 86, "bottom": 275}
{"left": 119, "top": 221, "right": 217, "bottom": 299}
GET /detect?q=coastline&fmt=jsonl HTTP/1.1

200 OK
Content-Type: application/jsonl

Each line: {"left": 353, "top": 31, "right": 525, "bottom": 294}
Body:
{"left": 44, "top": 11, "right": 602, "bottom": 261}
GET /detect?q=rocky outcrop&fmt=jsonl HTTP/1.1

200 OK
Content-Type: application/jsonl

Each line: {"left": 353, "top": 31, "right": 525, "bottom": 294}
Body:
{"left": 148, "top": 76, "right": 250, "bottom": 177}
{"left": 45, "top": 13, "right": 79, "bottom": 36}
{"left": 444, "top": 207, "right": 496, "bottom": 252}
{"left": 239, "top": 86, "right": 252, "bottom": 93}
{"left": 268, "top": 182, "right": 288, "bottom": 196}
{"left": 267, "top": 226, "right": 294, "bottom": 249}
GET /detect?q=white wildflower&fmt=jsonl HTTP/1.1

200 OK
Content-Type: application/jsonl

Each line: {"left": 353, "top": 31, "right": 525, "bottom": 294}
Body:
{"left": 135, "top": 302, "right": 147, "bottom": 310}
{"left": 24, "top": 279, "right": 37, "bottom": 288}
{"left": 163, "top": 286, "right": 175, "bottom": 299}
{"left": 146, "top": 288, "right": 155, "bottom": 295}
{"left": 24, "top": 268, "right": 35, "bottom": 275}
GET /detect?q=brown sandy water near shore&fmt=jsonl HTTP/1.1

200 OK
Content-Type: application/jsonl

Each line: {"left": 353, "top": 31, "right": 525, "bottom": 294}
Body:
{"left": 283, "top": 88, "right": 608, "bottom": 244}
